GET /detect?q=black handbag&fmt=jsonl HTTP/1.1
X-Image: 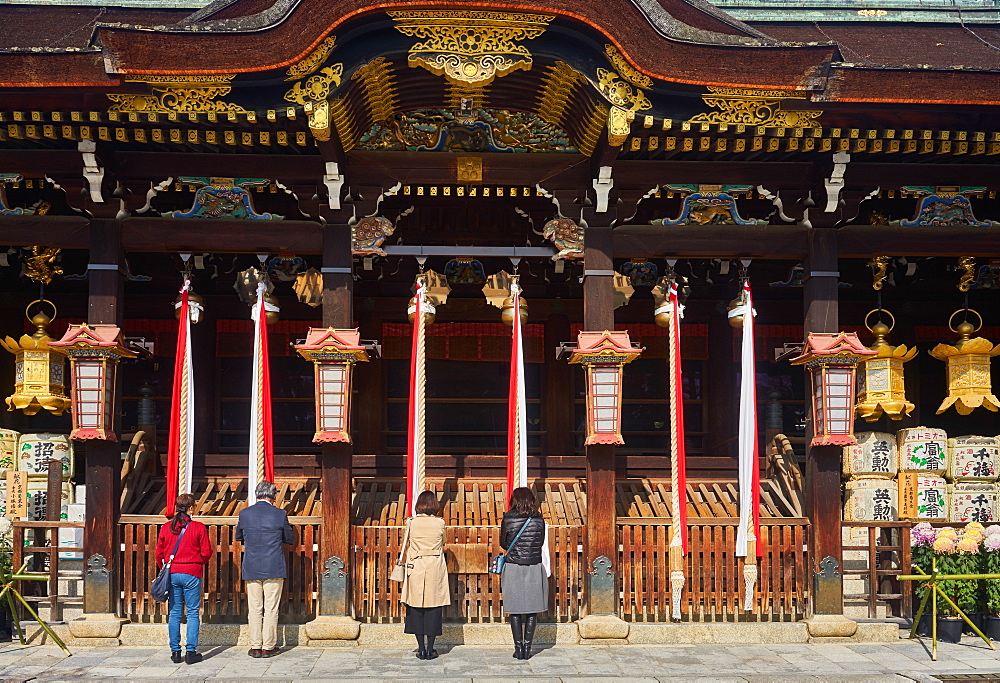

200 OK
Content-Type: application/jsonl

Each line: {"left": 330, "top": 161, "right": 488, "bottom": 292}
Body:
{"left": 489, "top": 517, "right": 532, "bottom": 575}
{"left": 151, "top": 523, "right": 188, "bottom": 602}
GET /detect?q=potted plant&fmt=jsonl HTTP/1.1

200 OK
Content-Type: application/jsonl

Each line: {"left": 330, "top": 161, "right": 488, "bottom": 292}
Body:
{"left": 983, "top": 525, "right": 1000, "bottom": 640}
{"left": 911, "top": 522, "right": 937, "bottom": 636}
{"left": 956, "top": 523, "right": 986, "bottom": 635}
{"left": 930, "top": 527, "right": 965, "bottom": 643}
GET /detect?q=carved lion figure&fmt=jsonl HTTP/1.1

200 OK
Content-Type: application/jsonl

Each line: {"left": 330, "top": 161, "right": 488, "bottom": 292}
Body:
{"left": 352, "top": 216, "right": 395, "bottom": 256}
{"left": 542, "top": 217, "right": 584, "bottom": 260}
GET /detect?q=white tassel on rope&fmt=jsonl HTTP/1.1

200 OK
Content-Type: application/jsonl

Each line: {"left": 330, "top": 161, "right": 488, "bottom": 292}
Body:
{"left": 732, "top": 264, "right": 759, "bottom": 610}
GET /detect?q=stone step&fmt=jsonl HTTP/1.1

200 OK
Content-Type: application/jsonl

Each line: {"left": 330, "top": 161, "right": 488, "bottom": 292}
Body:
{"left": 17, "top": 618, "right": 900, "bottom": 648}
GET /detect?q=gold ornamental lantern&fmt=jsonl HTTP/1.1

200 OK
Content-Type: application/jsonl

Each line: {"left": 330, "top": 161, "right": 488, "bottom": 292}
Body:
{"left": 0, "top": 300, "right": 71, "bottom": 415}
{"left": 855, "top": 309, "right": 918, "bottom": 422}
{"left": 929, "top": 309, "right": 1000, "bottom": 415}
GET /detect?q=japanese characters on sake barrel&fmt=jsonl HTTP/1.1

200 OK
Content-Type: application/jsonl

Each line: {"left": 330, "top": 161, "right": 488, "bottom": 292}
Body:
{"left": 844, "top": 475, "right": 898, "bottom": 521}
{"left": 898, "top": 427, "right": 948, "bottom": 475}
{"left": 948, "top": 436, "right": 1000, "bottom": 482}
{"left": 0, "top": 428, "right": 17, "bottom": 475}
{"left": 898, "top": 473, "right": 948, "bottom": 521}
{"left": 843, "top": 432, "right": 897, "bottom": 478}
{"left": 18, "top": 433, "right": 73, "bottom": 478}
{"left": 948, "top": 482, "right": 999, "bottom": 523}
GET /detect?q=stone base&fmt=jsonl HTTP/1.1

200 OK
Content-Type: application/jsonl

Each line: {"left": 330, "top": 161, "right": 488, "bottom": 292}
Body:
{"left": 308, "top": 639, "right": 361, "bottom": 647}
{"left": 629, "top": 622, "right": 808, "bottom": 644}
{"left": 804, "top": 614, "right": 859, "bottom": 639}
{"left": 576, "top": 615, "right": 630, "bottom": 640}
{"left": 305, "top": 616, "right": 361, "bottom": 643}
{"left": 67, "top": 614, "right": 127, "bottom": 640}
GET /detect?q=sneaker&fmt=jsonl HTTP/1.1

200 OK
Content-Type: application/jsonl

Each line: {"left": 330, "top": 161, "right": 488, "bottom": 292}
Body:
{"left": 185, "top": 651, "right": 203, "bottom": 665}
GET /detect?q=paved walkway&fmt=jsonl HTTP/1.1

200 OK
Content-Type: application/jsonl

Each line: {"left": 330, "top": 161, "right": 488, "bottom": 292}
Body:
{"left": 3, "top": 638, "right": 1000, "bottom": 681}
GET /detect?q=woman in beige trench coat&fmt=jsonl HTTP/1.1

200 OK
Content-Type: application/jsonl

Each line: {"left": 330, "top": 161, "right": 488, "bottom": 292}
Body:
{"left": 401, "top": 491, "right": 450, "bottom": 660}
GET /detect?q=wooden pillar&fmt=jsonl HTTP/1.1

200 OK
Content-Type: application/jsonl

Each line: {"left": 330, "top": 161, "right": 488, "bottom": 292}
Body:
{"left": 582, "top": 225, "right": 618, "bottom": 616}
{"left": 319, "top": 223, "right": 353, "bottom": 616}
{"left": 803, "top": 227, "right": 844, "bottom": 615}
{"left": 83, "top": 218, "right": 124, "bottom": 615}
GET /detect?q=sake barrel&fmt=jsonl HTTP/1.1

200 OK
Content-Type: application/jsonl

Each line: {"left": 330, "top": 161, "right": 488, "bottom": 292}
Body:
{"left": 898, "top": 473, "right": 948, "bottom": 521}
{"left": 0, "top": 428, "right": 18, "bottom": 475}
{"left": 25, "top": 479, "right": 73, "bottom": 521}
{"left": 843, "top": 432, "right": 897, "bottom": 478}
{"left": 948, "top": 435, "right": 1000, "bottom": 482}
{"left": 844, "top": 476, "right": 898, "bottom": 522}
{"left": 0, "top": 483, "right": 6, "bottom": 517}
{"left": 18, "top": 433, "right": 74, "bottom": 478}
{"left": 898, "top": 427, "right": 948, "bottom": 475}
{"left": 948, "top": 482, "right": 999, "bottom": 524}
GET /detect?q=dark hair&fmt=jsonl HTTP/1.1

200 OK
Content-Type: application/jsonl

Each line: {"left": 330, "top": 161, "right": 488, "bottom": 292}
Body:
{"left": 170, "top": 493, "right": 195, "bottom": 534}
{"left": 509, "top": 487, "right": 539, "bottom": 517}
{"left": 414, "top": 490, "right": 440, "bottom": 516}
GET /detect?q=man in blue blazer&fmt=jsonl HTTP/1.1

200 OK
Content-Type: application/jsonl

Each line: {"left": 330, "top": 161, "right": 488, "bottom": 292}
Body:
{"left": 236, "top": 481, "right": 294, "bottom": 658}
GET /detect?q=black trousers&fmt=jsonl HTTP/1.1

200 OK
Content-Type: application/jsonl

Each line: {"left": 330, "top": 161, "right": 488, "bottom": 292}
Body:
{"left": 404, "top": 605, "right": 443, "bottom": 637}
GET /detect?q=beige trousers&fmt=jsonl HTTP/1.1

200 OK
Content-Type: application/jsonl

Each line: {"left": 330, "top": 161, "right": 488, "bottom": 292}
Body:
{"left": 246, "top": 578, "right": 283, "bottom": 650}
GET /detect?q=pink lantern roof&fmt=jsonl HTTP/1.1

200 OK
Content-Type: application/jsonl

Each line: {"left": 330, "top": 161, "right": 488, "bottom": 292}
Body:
{"left": 790, "top": 332, "right": 876, "bottom": 364}
{"left": 294, "top": 327, "right": 369, "bottom": 361}
{"left": 569, "top": 330, "right": 643, "bottom": 364}
{"left": 50, "top": 323, "right": 135, "bottom": 357}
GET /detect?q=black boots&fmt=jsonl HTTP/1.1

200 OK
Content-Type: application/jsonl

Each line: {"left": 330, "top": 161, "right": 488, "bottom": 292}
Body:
{"left": 170, "top": 651, "right": 182, "bottom": 664}
{"left": 510, "top": 613, "right": 536, "bottom": 659}
{"left": 509, "top": 614, "right": 524, "bottom": 658}
{"left": 415, "top": 634, "right": 439, "bottom": 660}
{"left": 523, "top": 613, "right": 537, "bottom": 659}
{"left": 184, "top": 651, "right": 202, "bottom": 665}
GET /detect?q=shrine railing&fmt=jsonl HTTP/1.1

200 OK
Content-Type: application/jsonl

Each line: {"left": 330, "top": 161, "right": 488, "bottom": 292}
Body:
{"left": 119, "top": 515, "right": 321, "bottom": 623}
{"left": 351, "top": 524, "right": 584, "bottom": 623}
{"left": 619, "top": 519, "right": 810, "bottom": 621}
{"left": 12, "top": 520, "right": 85, "bottom": 623}
{"left": 842, "top": 521, "right": 913, "bottom": 621}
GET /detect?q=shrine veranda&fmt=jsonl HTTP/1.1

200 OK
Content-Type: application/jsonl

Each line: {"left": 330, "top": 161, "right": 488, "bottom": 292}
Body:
{"left": 1, "top": 0, "right": 1000, "bottom": 644}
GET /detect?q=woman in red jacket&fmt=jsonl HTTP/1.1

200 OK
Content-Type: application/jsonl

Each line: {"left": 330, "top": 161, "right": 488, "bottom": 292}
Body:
{"left": 155, "top": 493, "right": 213, "bottom": 664}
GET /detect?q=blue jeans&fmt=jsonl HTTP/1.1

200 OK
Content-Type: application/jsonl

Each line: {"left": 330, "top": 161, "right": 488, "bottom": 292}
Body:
{"left": 167, "top": 572, "right": 202, "bottom": 652}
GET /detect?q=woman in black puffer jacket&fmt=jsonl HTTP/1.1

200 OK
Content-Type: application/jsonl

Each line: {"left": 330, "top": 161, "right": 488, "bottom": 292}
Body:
{"left": 500, "top": 487, "right": 548, "bottom": 660}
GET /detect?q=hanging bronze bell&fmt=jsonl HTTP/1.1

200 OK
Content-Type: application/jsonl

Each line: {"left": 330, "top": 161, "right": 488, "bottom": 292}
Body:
{"left": 501, "top": 294, "right": 528, "bottom": 327}
{"left": 727, "top": 294, "right": 746, "bottom": 329}
{"left": 262, "top": 291, "right": 280, "bottom": 325}
{"left": 174, "top": 289, "right": 205, "bottom": 324}
{"left": 407, "top": 295, "right": 436, "bottom": 324}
